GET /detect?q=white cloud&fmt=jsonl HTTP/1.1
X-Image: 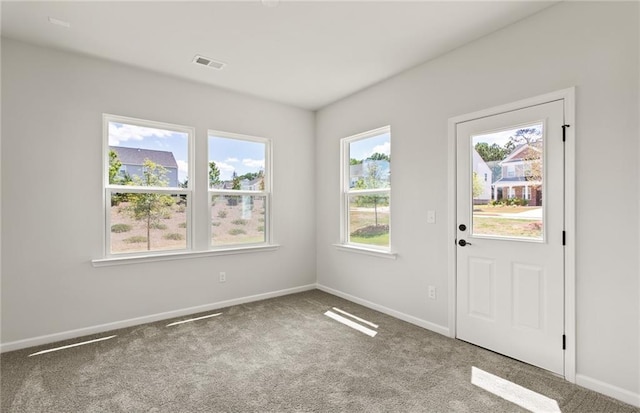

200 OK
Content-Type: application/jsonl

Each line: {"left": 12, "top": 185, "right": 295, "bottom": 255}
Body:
{"left": 225, "top": 157, "right": 239, "bottom": 163}
{"left": 108, "top": 123, "right": 174, "bottom": 146}
{"left": 370, "top": 141, "right": 390, "bottom": 157}
{"left": 176, "top": 160, "right": 188, "bottom": 178}
{"left": 242, "top": 158, "right": 265, "bottom": 169}
{"left": 215, "top": 161, "right": 236, "bottom": 180}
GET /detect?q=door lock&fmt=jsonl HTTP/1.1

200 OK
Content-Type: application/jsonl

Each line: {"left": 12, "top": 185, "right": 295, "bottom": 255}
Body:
{"left": 459, "top": 224, "right": 467, "bottom": 231}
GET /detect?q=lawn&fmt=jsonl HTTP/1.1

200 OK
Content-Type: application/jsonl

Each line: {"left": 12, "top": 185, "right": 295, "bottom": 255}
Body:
{"left": 349, "top": 206, "right": 389, "bottom": 247}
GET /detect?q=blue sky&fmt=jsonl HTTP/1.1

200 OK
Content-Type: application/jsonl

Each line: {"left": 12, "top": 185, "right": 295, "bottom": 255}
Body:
{"left": 108, "top": 122, "right": 265, "bottom": 183}
{"left": 208, "top": 135, "right": 265, "bottom": 181}
{"left": 350, "top": 132, "right": 390, "bottom": 161}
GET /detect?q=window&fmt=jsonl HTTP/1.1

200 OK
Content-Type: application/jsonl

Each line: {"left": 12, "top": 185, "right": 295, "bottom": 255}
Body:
{"left": 208, "top": 131, "right": 271, "bottom": 248}
{"left": 104, "top": 115, "right": 193, "bottom": 256}
{"left": 341, "top": 126, "right": 391, "bottom": 250}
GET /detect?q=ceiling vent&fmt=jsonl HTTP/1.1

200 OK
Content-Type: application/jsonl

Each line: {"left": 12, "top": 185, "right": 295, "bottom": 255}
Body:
{"left": 192, "top": 55, "right": 226, "bottom": 70}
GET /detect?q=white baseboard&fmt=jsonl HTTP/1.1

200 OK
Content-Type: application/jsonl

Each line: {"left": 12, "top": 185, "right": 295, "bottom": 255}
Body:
{"left": 316, "top": 283, "right": 450, "bottom": 337}
{"left": 0, "top": 284, "right": 316, "bottom": 353}
{"left": 576, "top": 374, "right": 640, "bottom": 408}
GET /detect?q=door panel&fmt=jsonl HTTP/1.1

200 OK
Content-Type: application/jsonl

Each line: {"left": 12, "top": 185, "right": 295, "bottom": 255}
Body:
{"left": 456, "top": 100, "right": 564, "bottom": 375}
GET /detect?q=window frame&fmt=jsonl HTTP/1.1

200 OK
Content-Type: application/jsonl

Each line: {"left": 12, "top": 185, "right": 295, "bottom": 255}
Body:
{"left": 208, "top": 130, "right": 273, "bottom": 249}
{"left": 102, "top": 114, "right": 195, "bottom": 258}
{"left": 339, "top": 126, "right": 392, "bottom": 253}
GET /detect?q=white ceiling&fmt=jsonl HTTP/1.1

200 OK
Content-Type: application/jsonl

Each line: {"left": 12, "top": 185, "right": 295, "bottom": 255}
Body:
{"left": 1, "top": 1, "right": 558, "bottom": 110}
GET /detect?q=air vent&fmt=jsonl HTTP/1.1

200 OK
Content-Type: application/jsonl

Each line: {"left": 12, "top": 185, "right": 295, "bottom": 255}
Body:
{"left": 192, "top": 55, "right": 226, "bottom": 70}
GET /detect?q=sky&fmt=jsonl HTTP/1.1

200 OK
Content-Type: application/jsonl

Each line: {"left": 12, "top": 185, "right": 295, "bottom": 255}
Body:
{"left": 208, "top": 135, "right": 265, "bottom": 181}
{"left": 350, "top": 132, "right": 390, "bottom": 161}
{"left": 108, "top": 122, "right": 265, "bottom": 183}
{"left": 472, "top": 124, "right": 543, "bottom": 147}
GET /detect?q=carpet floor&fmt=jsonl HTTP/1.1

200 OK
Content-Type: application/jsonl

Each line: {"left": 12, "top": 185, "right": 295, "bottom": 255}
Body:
{"left": 1, "top": 290, "right": 638, "bottom": 412}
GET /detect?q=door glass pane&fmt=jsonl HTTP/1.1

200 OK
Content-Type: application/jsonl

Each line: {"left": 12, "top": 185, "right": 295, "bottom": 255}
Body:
{"left": 471, "top": 124, "right": 543, "bottom": 240}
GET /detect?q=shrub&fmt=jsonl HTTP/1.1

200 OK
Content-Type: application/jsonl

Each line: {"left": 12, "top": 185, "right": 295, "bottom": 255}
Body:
{"left": 350, "top": 224, "right": 389, "bottom": 238}
{"left": 231, "top": 219, "right": 248, "bottom": 225}
{"left": 257, "top": 225, "right": 264, "bottom": 232}
{"left": 178, "top": 222, "right": 187, "bottom": 228}
{"left": 163, "top": 233, "right": 184, "bottom": 241}
{"left": 111, "top": 223, "right": 132, "bottom": 233}
{"left": 176, "top": 205, "right": 186, "bottom": 213}
{"left": 258, "top": 217, "right": 265, "bottom": 223}
{"left": 212, "top": 222, "right": 221, "bottom": 227}
{"left": 228, "top": 228, "right": 247, "bottom": 236}
{"left": 124, "top": 236, "right": 147, "bottom": 244}
{"left": 217, "top": 210, "right": 228, "bottom": 218}
{"left": 150, "top": 223, "right": 167, "bottom": 230}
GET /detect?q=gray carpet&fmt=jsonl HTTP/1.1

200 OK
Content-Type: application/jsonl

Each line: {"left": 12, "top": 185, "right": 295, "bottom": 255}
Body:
{"left": 1, "top": 290, "right": 638, "bottom": 412}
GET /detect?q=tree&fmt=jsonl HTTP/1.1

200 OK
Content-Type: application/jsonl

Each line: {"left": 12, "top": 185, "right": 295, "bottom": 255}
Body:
{"left": 356, "top": 161, "right": 388, "bottom": 227}
{"left": 474, "top": 142, "right": 509, "bottom": 162}
{"left": 472, "top": 172, "right": 484, "bottom": 199}
{"left": 209, "top": 161, "right": 221, "bottom": 188}
{"left": 350, "top": 158, "right": 363, "bottom": 165}
{"left": 108, "top": 150, "right": 122, "bottom": 184}
{"left": 510, "top": 128, "right": 542, "bottom": 146}
{"left": 367, "top": 152, "right": 390, "bottom": 162}
{"left": 127, "top": 159, "right": 174, "bottom": 251}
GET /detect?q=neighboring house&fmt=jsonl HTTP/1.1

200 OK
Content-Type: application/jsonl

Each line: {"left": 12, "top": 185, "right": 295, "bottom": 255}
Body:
{"left": 472, "top": 148, "right": 492, "bottom": 204}
{"left": 349, "top": 159, "right": 390, "bottom": 188}
{"left": 110, "top": 146, "right": 179, "bottom": 187}
{"left": 241, "top": 176, "right": 264, "bottom": 191}
{"left": 493, "top": 144, "right": 542, "bottom": 206}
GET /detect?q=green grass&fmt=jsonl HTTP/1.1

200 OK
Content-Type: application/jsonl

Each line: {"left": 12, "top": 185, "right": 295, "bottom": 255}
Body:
{"left": 473, "top": 217, "right": 542, "bottom": 238}
{"left": 350, "top": 233, "right": 389, "bottom": 247}
{"left": 124, "top": 236, "right": 147, "bottom": 244}
{"left": 163, "top": 233, "right": 184, "bottom": 240}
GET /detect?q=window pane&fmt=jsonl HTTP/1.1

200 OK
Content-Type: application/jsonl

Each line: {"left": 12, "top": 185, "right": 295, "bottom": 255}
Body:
{"left": 471, "top": 124, "right": 543, "bottom": 240}
{"left": 208, "top": 136, "right": 266, "bottom": 190}
{"left": 110, "top": 193, "right": 187, "bottom": 254}
{"left": 348, "top": 133, "right": 390, "bottom": 189}
{"left": 211, "top": 195, "right": 266, "bottom": 246}
{"left": 108, "top": 121, "right": 187, "bottom": 188}
{"left": 348, "top": 193, "right": 390, "bottom": 248}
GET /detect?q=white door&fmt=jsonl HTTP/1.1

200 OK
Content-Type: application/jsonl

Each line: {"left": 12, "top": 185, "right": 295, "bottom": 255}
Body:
{"left": 456, "top": 100, "right": 565, "bottom": 375}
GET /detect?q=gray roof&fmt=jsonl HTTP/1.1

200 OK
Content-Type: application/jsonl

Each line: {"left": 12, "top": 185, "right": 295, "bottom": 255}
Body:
{"left": 110, "top": 146, "right": 178, "bottom": 169}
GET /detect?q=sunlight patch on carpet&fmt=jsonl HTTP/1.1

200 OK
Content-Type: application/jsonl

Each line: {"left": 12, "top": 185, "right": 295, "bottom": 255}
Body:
{"left": 332, "top": 307, "right": 379, "bottom": 328}
{"left": 28, "top": 335, "right": 117, "bottom": 357}
{"left": 471, "top": 366, "right": 561, "bottom": 413}
{"left": 166, "top": 312, "right": 222, "bottom": 327}
{"left": 324, "top": 310, "right": 377, "bottom": 337}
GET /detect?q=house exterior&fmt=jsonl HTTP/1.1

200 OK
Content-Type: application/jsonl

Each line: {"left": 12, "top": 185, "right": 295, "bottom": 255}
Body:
{"left": 493, "top": 144, "right": 542, "bottom": 206}
{"left": 349, "top": 159, "right": 390, "bottom": 189}
{"left": 472, "top": 148, "right": 492, "bottom": 204}
{"left": 110, "top": 146, "right": 179, "bottom": 187}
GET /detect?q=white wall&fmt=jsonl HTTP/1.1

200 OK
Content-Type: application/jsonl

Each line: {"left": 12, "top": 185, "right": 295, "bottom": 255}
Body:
{"left": 316, "top": 1, "right": 639, "bottom": 401}
{"left": 1, "top": 39, "right": 316, "bottom": 345}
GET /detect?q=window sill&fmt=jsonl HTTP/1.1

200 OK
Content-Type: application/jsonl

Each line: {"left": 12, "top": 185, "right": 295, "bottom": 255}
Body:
{"left": 91, "top": 244, "right": 280, "bottom": 267}
{"left": 333, "top": 244, "right": 397, "bottom": 260}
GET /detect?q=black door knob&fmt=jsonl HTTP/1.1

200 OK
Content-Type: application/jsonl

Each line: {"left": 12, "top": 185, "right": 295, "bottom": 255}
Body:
{"left": 458, "top": 239, "right": 472, "bottom": 247}
{"left": 459, "top": 224, "right": 467, "bottom": 231}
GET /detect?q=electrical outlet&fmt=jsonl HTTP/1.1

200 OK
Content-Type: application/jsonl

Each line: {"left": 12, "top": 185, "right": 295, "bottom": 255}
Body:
{"left": 219, "top": 272, "right": 226, "bottom": 283}
{"left": 428, "top": 285, "right": 437, "bottom": 300}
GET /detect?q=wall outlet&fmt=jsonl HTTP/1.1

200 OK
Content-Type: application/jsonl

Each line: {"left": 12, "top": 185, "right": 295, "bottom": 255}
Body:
{"left": 219, "top": 272, "right": 226, "bottom": 283}
{"left": 428, "top": 285, "right": 437, "bottom": 300}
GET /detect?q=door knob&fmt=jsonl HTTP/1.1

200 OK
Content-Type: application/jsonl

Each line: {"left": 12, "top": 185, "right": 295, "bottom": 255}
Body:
{"left": 459, "top": 224, "right": 467, "bottom": 231}
{"left": 458, "top": 239, "right": 472, "bottom": 247}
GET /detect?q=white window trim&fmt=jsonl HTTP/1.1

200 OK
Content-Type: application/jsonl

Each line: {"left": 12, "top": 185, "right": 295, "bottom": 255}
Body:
{"left": 100, "top": 114, "right": 195, "bottom": 259}
{"left": 338, "top": 125, "right": 392, "bottom": 253}
{"left": 208, "top": 130, "right": 273, "bottom": 249}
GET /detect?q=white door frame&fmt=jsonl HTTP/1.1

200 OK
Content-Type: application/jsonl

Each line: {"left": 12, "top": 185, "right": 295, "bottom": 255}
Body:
{"left": 447, "top": 87, "right": 576, "bottom": 382}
